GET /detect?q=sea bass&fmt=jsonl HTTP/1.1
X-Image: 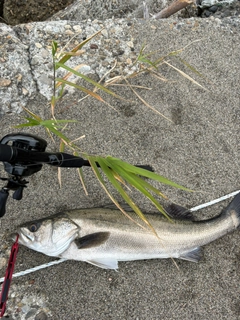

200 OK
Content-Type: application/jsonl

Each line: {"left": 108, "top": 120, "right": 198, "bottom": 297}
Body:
{"left": 16, "top": 193, "right": 240, "bottom": 269}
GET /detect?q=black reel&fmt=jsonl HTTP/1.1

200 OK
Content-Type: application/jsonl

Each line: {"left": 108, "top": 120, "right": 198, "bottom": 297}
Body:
{"left": 1, "top": 133, "right": 47, "bottom": 176}
{"left": 0, "top": 133, "right": 48, "bottom": 217}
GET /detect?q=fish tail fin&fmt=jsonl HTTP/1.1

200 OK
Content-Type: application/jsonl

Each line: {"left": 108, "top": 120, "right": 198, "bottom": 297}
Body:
{"left": 224, "top": 192, "right": 240, "bottom": 227}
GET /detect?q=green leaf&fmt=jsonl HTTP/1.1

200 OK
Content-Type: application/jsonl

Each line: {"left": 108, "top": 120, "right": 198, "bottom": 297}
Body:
{"left": 55, "top": 78, "right": 105, "bottom": 101}
{"left": 87, "top": 157, "right": 146, "bottom": 229}
{"left": 14, "top": 117, "right": 40, "bottom": 128}
{"left": 55, "top": 63, "right": 120, "bottom": 98}
{"left": 106, "top": 156, "right": 192, "bottom": 191}
{"left": 22, "top": 106, "right": 42, "bottom": 121}
{"left": 40, "top": 119, "right": 77, "bottom": 129}
{"left": 45, "top": 126, "right": 71, "bottom": 144}
{"left": 55, "top": 29, "right": 103, "bottom": 68}
{"left": 52, "top": 41, "right": 58, "bottom": 57}
{"left": 101, "top": 157, "right": 170, "bottom": 219}
{"left": 96, "top": 157, "right": 160, "bottom": 234}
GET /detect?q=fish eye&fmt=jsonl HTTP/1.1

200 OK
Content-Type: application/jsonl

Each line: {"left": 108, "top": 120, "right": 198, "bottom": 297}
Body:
{"left": 28, "top": 224, "right": 38, "bottom": 232}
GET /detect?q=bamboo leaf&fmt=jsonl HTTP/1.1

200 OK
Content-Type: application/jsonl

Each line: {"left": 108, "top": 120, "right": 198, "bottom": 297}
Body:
{"left": 40, "top": 119, "right": 77, "bottom": 128}
{"left": 106, "top": 156, "right": 192, "bottom": 191}
{"left": 14, "top": 117, "right": 40, "bottom": 127}
{"left": 55, "top": 64, "right": 87, "bottom": 88}
{"left": 55, "top": 29, "right": 103, "bottom": 68}
{"left": 89, "top": 157, "right": 148, "bottom": 230}
{"left": 22, "top": 106, "right": 42, "bottom": 121}
{"left": 55, "top": 78, "right": 105, "bottom": 102}
{"left": 52, "top": 41, "right": 58, "bottom": 57}
{"left": 138, "top": 56, "right": 158, "bottom": 69}
{"left": 45, "top": 126, "right": 71, "bottom": 144}
{"left": 96, "top": 157, "right": 159, "bottom": 233}
{"left": 102, "top": 158, "right": 170, "bottom": 219}
{"left": 122, "top": 172, "right": 168, "bottom": 199}
{"left": 55, "top": 63, "right": 120, "bottom": 98}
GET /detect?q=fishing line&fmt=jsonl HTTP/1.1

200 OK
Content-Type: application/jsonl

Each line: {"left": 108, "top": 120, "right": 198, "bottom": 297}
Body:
{"left": 190, "top": 190, "right": 240, "bottom": 211}
{"left": 0, "top": 259, "right": 67, "bottom": 283}
{"left": 0, "top": 189, "right": 239, "bottom": 282}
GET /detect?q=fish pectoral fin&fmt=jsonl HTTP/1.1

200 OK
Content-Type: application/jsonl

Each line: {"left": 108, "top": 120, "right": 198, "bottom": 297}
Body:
{"left": 165, "top": 203, "right": 194, "bottom": 221}
{"left": 179, "top": 247, "right": 203, "bottom": 263}
{"left": 86, "top": 258, "right": 118, "bottom": 270}
{"left": 74, "top": 232, "right": 110, "bottom": 249}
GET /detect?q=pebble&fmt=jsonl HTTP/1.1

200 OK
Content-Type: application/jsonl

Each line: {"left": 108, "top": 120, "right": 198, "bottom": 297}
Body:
{"left": 209, "top": 5, "right": 218, "bottom": 12}
{"left": 101, "top": 29, "right": 108, "bottom": 37}
{"left": 0, "top": 78, "right": 11, "bottom": 87}
{"left": 35, "top": 43, "right": 42, "bottom": 48}
{"left": 79, "top": 65, "right": 91, "bottom": 73}
{"left": 0, "top": 257, "right": 7, "bottom": 268}
{"left": 127, "top": 41, "right": 134, "bottom": 48}
{"left": 65, "top": 29, "right": 75, "bottom": 35}
{"left": 22, "top": 87, "right": 29, "bottom": 95}
{"left": 22, "top": 305, "right": 31, "bottom": 313}
{"left": 204, "top": 10, "right": 212, "bottom": 17}
{"left": 90, "top": 43, "right": 99, "bottom": 49}
{"left": 26, "top": 308, "right": 38, "bottom": 318}
{"left": 35, "top": 311, "right": 48, "bottom": 320}
{"left": 126, "top": 58, "right": 132, "bottom": 65}
{"left": 73, "top": 25, "right": 82, "bottom": 32}
{"left": 41, "top": 49, "right": 50, "bottom": 58}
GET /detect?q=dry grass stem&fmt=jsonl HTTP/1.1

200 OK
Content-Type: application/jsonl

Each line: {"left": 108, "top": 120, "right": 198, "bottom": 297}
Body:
{"left": 164, "top": 60, "right": 207, "bottom": 90}
{"left": 123, "top": 77, "right": 173, "bottom": 122}
{"left": 152, "top": 0, "right": 194, "bottom": 19}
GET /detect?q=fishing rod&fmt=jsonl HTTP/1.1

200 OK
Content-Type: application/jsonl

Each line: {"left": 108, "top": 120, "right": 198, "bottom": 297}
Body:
{"left": 0, "top": 133, "right": 152, "bottom": 218}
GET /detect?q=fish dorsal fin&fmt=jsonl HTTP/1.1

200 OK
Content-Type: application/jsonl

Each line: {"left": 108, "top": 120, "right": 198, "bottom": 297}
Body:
{"left": 165, "top": 203, "right": 194, "bottom": 221}
{"left": 179, "top": 247, "right": 203, "bottom": 263}
{"left": 86, "top": 258, "right": 118, "bottom": 270}
{"left": 74, "top": 232, "right": 110, "bottom": 249}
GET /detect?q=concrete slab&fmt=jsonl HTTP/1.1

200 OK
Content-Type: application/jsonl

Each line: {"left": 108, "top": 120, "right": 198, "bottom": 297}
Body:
{"left": 0, "top": 16, "right": 240, "bottom": 319}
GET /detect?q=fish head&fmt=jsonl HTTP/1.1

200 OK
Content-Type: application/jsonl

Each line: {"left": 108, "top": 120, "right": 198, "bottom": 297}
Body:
{"left": 16, "top": 213, "right": 80, "bottom": 257}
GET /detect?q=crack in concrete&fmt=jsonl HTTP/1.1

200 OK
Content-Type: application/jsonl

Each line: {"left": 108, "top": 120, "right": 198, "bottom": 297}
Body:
{"left": 12, "top": 25, "right": 39, "bottom": 94}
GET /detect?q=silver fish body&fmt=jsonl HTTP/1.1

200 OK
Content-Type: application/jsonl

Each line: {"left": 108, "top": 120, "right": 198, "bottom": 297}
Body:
{"left": 16, "top": 193, "right": 240, "bottom": 269}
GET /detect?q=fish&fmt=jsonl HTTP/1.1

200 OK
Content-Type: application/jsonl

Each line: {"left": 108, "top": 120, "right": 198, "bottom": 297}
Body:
{"left": 15, "top": 193, "right": 240, "bottom": 270}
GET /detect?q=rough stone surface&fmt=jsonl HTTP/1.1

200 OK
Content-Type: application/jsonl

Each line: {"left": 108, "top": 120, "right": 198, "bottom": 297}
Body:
{"left": 0, "top": 24, "right": 36, "bottom": 116}
{"left": 0, "top": 1, "right": 240, "bottom": 320}
{"left": 12, "top": 19, "right": 140, "bottom": 101}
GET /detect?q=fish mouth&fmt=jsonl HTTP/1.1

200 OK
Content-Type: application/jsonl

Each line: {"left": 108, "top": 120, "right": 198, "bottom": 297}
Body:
{"left": 18, "top": 228, "right": 35, "bottom": 243}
